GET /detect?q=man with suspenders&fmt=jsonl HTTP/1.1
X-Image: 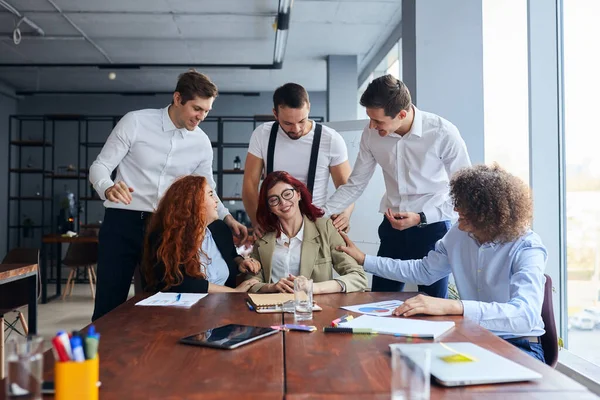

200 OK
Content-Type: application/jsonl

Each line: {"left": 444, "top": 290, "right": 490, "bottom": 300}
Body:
{"left": 243, "top": 83, "right": 354, "bottom": 237}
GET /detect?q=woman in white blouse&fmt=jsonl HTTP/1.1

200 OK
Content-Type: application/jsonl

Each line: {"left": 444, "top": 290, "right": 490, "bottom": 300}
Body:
{"left": 246, "top": 171, "right": 367, "bottom": 294}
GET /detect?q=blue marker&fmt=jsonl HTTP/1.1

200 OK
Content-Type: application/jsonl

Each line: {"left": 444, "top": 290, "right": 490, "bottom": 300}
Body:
{"left": 175, "top": 293, "right": 182, "bottom": 302}
{"left": 70, "top": 336, "right": 85, "bottom": 362}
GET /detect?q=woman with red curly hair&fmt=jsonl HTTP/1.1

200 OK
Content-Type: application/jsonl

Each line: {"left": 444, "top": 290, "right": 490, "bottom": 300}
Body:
{"left": 143, "top": 175, "right": 259, "bottom": 293}
{"left": 245, "top": 171, "right": 367, "bottom": 294}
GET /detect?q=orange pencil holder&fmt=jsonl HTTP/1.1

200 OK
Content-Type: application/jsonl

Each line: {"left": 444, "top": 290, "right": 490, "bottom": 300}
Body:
{"left": 55, "top": 357, "right": 99, "bottom": 400}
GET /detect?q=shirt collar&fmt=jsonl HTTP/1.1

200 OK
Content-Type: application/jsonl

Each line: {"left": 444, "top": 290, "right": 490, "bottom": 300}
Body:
{"left": 404, "top": 105, "right": 423, "bottom": 138}
{"left": 276, "top": 221, "right": 305, "bottom": 246}
{"left": 162, "top": 105, "right": 188, "bottom": 138}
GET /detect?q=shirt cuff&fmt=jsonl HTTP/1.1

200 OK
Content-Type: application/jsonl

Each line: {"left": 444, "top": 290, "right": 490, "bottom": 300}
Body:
{"left": 363, "top": 254, "right": 378, "bottom": 274}
{"left": 95, "top": 179, "right": 114, "bottom": 201}
{"left": 334, "top": 279, "right": 347, "bottom": 293}
{"left": 461, "top": 300, "right": 482, "bottom": 324}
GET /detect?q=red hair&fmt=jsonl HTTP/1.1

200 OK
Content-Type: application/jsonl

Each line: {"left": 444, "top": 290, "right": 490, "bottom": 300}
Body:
{"left": 143, "top": 175, "right": 210, "bottom": 290}
{"left": 256, "top": 171, "right": 324, "bottom": 234}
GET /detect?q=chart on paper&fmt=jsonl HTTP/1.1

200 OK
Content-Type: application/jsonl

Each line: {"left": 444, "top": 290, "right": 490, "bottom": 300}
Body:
{"left": 340, "top": 300, "right": 404, "bottom": 316}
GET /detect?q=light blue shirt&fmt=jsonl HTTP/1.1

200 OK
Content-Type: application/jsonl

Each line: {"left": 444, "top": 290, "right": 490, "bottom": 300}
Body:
{"left": 201, "top": 228, "right": 229, "bottom": 286}
{"left": 363, "top": 225, "right": 547, "bottom": 338}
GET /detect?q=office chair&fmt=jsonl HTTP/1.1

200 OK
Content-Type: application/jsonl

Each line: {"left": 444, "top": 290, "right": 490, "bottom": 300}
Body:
{"left": 62, "top": 230, "right": 98, "bottom": 300}
{"left": 541, "top": 273, "right": 559, "bottom": 368}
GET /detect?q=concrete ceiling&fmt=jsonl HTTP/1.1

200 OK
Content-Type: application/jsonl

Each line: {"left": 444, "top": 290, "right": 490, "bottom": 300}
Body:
{"left": 0, "top": 0, "right": 402, "bottom": 93}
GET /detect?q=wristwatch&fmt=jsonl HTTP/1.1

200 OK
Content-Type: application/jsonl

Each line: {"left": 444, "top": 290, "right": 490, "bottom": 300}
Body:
{"left": 417, "top": 212, "right": 427, "bottom": 228}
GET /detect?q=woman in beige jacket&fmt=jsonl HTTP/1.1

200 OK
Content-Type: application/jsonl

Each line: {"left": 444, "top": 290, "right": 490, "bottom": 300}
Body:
{"left": 246, "top": 171, "right": 367, "bottom": 294}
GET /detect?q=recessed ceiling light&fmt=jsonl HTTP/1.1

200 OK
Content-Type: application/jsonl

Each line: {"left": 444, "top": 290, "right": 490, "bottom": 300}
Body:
{"left": 108, "top": 72, "right": 116, "bottom": 80}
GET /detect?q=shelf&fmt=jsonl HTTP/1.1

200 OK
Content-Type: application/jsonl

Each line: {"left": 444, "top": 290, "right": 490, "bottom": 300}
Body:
{"left": 9, "top": 168, "right": 51, "bottom": 174}
{"left": 81, "top": 142, "right": 105, "bottom": 148}
{"left": 221, "top": 142, "right": 250, "bottom": 148}
{"left": 81, "top": 223, "right": 101, "bottom": 229}
{"left": 46, "top": 173, "right": 87, "bottom": 179}
{"left": 222, "top": 169, "right": 244, "bottom": 174}
{"left": 9, "top": 197, "right": 51, "bottom": 201}
{"left": 80, "top": 197, "right": 103, "bottom": 201}
{"left": 10, "top": 140, "right": 52, "bottom": 147}
{"left": 221, "top": 197, "right": 242, "bottom": 201}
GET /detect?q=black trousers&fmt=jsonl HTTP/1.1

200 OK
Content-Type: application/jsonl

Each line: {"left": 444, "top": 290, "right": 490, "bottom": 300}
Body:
{"left": 92, "top": 208, "right": 151, "bottom": 321}
{"left": 372, "top": 217, "right": 450, "bottom": 298}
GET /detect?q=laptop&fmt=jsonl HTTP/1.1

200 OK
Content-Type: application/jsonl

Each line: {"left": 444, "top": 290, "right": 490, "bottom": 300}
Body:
{"left": 390, "top": 342, "right": 543, "bottom": 387}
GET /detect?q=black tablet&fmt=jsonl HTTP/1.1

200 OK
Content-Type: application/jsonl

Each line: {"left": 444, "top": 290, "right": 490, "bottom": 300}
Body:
{"left": 179, "top": 324, "right": 279, "bottom": 350}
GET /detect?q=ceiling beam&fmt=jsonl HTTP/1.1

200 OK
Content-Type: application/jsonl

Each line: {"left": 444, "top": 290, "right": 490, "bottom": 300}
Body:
{"left": 15, "top": 90, "right": 261, "bottom": 96}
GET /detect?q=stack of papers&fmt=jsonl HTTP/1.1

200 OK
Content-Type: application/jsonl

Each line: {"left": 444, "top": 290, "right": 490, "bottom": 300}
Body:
{"left": 135, "top": 292, "right": 207, "bottom": 308}
{"left": 339, "top": 315, "right": 455, "bottom": 339}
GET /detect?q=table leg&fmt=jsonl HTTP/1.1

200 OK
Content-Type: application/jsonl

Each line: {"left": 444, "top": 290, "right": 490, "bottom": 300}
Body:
{"left": 0, "top": 314, "right": 4, "bottom": 379}
{"left": 56, "top": 242, "right": 61, "bottom": 299}
{"left": 41, "top": 242, "right": 48, "bottom": 304}
{"left": 28, "top": 274, "right": 38, "bottom": 335}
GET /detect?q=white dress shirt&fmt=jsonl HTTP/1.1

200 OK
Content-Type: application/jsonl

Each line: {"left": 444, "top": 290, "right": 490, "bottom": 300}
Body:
{"left": 248, "top": 121, "right": 348, "bottom": 207}
{"left": 363, "top": 224, "right": 547, "bottom": 338}
{"left": 325, "top": 106, "right": 471, "bottom": 223}
{"left": 201, "top": 228, "right": 230, "bottom": 286}
{"left": 270, "top": 223, "right": 304, "bottom": 283}
{"left": 89, "top": 106, "right": 229, "bottom": 219}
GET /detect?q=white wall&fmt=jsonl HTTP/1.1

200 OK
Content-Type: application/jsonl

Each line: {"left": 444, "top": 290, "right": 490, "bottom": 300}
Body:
{"left": 403, "top": 0, "right": 485, "bottom": 164}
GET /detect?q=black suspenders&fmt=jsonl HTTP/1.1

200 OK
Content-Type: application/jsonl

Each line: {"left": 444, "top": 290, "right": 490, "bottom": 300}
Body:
{"left": 266, "top": 122, "right": 323, "bottom": 195}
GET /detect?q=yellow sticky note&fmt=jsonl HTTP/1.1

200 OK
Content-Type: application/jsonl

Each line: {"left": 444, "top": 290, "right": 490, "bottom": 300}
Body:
{"left": 439, "top": 354, "right": 476, "bottom": 363}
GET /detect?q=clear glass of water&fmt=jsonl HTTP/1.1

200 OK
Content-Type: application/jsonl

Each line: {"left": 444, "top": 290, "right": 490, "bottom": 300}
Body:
{"left": 5, "top": 335, "right": 44, "bottom": 400}
{"left": 294, "top": 277, "right": 313, "bottom": 321}
{"left": 390, "top": 345, "right": 431, "bottom": 400}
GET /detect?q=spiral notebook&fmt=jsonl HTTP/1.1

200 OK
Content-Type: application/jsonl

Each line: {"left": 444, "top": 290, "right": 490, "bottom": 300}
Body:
{"left": 247, "top": 293, "right": 322, "bottom": 314}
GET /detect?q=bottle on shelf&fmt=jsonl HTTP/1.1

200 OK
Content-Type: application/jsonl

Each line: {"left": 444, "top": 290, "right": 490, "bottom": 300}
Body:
{"left": 234, "top": 156, "right": 241, "bottom": 170}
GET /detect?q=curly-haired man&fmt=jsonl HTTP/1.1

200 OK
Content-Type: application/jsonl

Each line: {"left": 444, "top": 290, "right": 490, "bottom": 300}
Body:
{"left": 338, "top": 164, "right": 546, "bottom": 362}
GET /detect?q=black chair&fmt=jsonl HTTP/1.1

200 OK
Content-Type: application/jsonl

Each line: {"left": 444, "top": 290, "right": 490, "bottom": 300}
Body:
{"left": 541, "top": 274, "right": 559, "bottom": 368}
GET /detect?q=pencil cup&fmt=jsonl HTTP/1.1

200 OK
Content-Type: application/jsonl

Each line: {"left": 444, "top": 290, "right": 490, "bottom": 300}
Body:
{"left": 55, "top": 357, "right": 99, "bottom": 400}
{"left": 390, "top": 345, "right": 431, "bottom": 400}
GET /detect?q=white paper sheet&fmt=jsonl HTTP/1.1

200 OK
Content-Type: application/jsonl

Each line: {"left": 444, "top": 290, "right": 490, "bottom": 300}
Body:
{"left": 339, "top": 315, "right": 455, "bottom": 339}
{"left": 340, "top": 300, "right": 404, "bottom": 316}
{"left": 135, "top": 292, "right": 207, "bottom": 308}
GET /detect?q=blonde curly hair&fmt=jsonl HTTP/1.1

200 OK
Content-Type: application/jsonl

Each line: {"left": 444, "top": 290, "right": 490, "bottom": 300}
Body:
{"left": 450, "top": 164, "right": 533, "bottom": 244}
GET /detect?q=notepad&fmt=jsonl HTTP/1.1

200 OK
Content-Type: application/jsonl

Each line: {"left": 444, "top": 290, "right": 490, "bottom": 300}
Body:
{"left": 339, "top": 315, "right": 455, "bottom": 339}
{"left": 135, "top": 292, "right": 207, "bottom": 308}
{"left": 247, "top": 293, "right": 321, "bottom": 314}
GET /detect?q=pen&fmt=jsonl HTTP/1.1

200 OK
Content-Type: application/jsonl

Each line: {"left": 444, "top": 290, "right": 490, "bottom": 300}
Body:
{"left": 51, "top": 336, "right": 70, "bottom": 362}
{"left": 323, "top": 327, "right": 376, "bottom": 334}
{"left": 175, "top": 293, "right": 182, "bottom": 302}
{"left": 393, "top": 333, "right": 434, "bottom": 339}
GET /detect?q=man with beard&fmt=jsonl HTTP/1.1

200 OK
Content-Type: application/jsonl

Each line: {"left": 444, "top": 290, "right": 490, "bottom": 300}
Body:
{"left": 243, "top": 83, "right": 354, "bottom": 238}
{"left": 90, "top": 70, "right": 247, "bottom": 321}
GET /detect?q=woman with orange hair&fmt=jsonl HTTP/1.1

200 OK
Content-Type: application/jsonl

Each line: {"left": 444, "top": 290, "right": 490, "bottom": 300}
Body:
{"left": 143, "top": 175, "right": 259, "bottom": 293}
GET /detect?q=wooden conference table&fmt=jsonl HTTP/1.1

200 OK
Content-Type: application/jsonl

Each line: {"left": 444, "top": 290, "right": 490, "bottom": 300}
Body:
{"left": 5, "top": 292, "right": 598, "bottom": 399}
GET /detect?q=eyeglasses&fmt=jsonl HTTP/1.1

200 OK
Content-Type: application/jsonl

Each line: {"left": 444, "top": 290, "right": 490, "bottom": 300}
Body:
{"left": 267, "top": 188, "right": 296, "bottom": 207}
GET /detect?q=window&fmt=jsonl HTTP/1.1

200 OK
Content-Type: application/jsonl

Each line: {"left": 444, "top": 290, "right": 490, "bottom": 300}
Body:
{"left": 482, "top": 0, "right": 529, "bottom": 184}
{"left": 563, "top": 0, "right": 600, "bottom": 364}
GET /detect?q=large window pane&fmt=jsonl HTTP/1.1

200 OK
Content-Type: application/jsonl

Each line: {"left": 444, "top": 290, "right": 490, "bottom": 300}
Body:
{"left": 564, "top": 0, "right": 600, "bottom": 364}
{"left": 482, "top": 0, "right": 529, "bottom": 183}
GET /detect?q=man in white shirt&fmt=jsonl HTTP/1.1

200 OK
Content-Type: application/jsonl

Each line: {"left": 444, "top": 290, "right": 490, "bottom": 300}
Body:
{"left": 325, "top": 75, "right": 471, "bottom": 298}
{"left": 243, "top": 83, "right": 354, "bottom": 237}
{"left": 89, "top": 71, "right": 247, "bottom": 321}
